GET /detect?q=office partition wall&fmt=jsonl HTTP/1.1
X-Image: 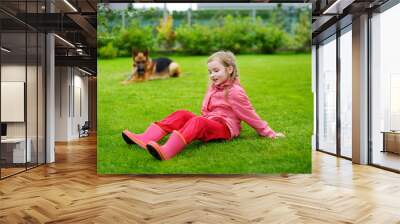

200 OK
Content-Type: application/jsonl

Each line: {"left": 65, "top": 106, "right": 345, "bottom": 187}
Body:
{"left": 0, "top": 1, "right": 46, "bottom": 179}
{"left": 0, "top": 31, "right": 28, "bottom": 177}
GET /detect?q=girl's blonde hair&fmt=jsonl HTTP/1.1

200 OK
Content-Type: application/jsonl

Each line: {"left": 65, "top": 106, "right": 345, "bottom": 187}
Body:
{"left": 207, "top": 51, "right": 239, "bottom": 101}
{"left": 207, "top": 50, "right": 239, "bottom": 81}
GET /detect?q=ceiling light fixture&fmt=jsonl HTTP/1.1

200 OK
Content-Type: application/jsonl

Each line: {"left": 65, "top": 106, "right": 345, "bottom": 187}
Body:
{"left": 54, "top": 34, "right": 75, "bottom": 48}
{"left": 76, "top": 48, "right": 85, "bottom": 55}
{"left": 63, "top": 0, "right": 78, "bottom": 12}
{"left": 322, "top": 0, "right": 354, "bottom": 15}
{"left": 1, "top": 47, "right": 11, "bottom": 53}
{"left": 78, "top": 67, "right": 92, "bottom": 76}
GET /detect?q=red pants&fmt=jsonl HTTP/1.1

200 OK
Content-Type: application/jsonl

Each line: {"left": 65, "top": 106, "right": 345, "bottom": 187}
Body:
{"left": 155, "top": 110, "right": 231, "bottom": 144}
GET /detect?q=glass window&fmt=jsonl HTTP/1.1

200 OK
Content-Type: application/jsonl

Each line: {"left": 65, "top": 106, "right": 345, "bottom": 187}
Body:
{"left": 371, "top": 3, "right": 400, "bottom": 171}
{"left": 340, "top": 27, "right": 352, "bottom": 158}
{"left": 318, "top": 35, "right": 337, "bottom": 154}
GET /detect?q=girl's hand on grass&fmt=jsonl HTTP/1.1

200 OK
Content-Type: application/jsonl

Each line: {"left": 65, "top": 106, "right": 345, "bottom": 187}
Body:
{"left": 274, "top": 132, "right": 285, "bottom": 139}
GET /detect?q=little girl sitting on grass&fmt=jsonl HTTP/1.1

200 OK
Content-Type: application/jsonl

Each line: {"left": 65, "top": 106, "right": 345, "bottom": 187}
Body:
{"left": 122, "top": 50, "right": 285, "bottom": 160}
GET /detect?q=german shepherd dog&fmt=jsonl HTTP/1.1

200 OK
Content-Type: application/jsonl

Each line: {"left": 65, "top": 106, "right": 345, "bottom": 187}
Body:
{"left": 124, "top": 50, "right": 181, "bottom": 83}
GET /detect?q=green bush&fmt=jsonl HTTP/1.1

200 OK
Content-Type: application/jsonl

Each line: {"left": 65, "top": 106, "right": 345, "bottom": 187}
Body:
{"left": 253, "top": 20, "right": 286, "bottom": 53}
{"left": 289, "top": 10, "right": 311, "bottom": 52}
{"left": 156, "top": 15, "right": 176, "bottom": 51}
{"left": 97, "top": 33, "right": 114, "bottom": 49}
{"left": 215, "top": 15, "right": 256, "bottom": 53}
{"left": 97, "top": 13, "right": 310, "bottom": 56}
{"left": 175, "top": 16, "right": 288, "bottom": 55}
{"left": 176, "top": 24, "right": 216, "bottom": 54}
{"left": 98, "top": 42, "right": 118, "bottom": 59}
{"left": 115, "top": 21, "right": 155, "bottom": 57}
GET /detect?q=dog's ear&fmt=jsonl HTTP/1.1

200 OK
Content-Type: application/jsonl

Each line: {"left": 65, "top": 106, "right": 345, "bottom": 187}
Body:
{"left": 132, "top": 48, "right": 139, "bottom": 57}
{"left": 143, "top": 50, "right": 149, "bottom": 59}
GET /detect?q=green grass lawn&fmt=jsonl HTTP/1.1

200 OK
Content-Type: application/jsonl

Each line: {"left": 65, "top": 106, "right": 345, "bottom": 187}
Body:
{"left": 97, "top": 53, "right": 312, "bottom": 174}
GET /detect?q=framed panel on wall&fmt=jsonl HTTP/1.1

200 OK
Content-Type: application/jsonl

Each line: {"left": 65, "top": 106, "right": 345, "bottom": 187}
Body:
{"left": 1, "top": 82, "right": 25, "bottom": 122}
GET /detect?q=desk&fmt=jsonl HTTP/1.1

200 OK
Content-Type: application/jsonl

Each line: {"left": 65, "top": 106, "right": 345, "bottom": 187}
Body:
{"left": 1, "top": 138, "right": 31, "bottom": 163}
{"left": 382, "top": 131, "right": 400, "bottom": 154}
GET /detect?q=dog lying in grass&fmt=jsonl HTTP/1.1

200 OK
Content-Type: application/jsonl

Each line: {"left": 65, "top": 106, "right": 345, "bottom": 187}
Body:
{"left": 123, "top": 50, "right": 181, "bottom": 83}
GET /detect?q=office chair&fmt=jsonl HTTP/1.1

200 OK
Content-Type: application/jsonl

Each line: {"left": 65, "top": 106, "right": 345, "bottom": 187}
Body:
{"left": 79, "top": 121, "right": 90, "bottom": 138}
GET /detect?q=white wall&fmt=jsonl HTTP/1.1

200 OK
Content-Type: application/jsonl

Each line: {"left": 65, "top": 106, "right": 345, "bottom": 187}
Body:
{"left": 54, "top": 67, "right": 89, "bottom": 141}
{"left": 1, "top": 65, "right": 25, "bottom": 81}
{"left": 73, "top": 72, "right": 89, "bottom": 138}
{"left": 55, "top": 66, "right": 69, "bottom": 141}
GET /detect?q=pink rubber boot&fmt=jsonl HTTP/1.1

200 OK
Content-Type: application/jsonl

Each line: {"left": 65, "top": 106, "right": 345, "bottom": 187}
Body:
{"left": 122, "top": 123, "right": 167, "bottom": 149}
{"left": 146, "top": 130, "right": 187, "bottom": 160}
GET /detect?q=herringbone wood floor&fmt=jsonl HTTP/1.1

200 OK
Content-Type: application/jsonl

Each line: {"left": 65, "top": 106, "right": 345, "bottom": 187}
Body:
{"left": 1, "top": 135, "right": 400, "bottom": 224}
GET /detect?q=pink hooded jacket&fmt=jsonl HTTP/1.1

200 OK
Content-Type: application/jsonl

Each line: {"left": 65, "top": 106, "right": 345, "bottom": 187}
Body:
{"left": 201, "top": 79, "right": 277, "bottom": 139}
